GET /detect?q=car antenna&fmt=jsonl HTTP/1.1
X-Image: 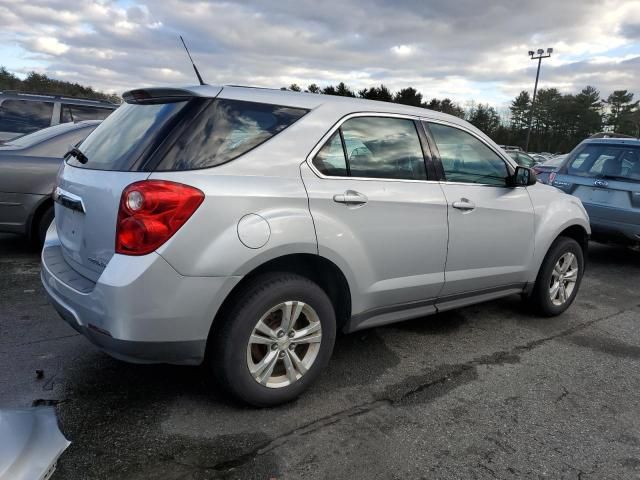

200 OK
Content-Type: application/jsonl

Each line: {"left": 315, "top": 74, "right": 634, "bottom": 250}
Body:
{"left": 179, "top": 35, "right": 205, "bottom": 85}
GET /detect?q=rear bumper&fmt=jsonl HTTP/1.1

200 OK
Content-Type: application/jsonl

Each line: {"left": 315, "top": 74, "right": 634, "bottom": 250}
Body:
{"left": 40, "top": 228, "right": 241, "bottom": 365}
{"left": 583, "top": 203, "right": 640, "bottom": 244}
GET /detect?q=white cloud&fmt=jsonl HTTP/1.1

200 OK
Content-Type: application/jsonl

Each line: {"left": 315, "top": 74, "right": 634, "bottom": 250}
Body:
{"left": 30, "top": 36, "right": 70, "bottom": 55}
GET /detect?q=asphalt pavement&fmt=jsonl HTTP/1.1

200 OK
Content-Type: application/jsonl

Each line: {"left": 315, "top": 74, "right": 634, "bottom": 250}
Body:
{"left": 1, "top": 233, "right": 639, "bottom": 479}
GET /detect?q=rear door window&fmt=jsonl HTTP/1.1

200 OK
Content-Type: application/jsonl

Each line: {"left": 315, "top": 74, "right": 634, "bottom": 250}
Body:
{"left": 61, "top": 104, "right": 113, "bottom": 123}
{"left": 313, "top": 132, "right": 348, "bottom": 176}
{"left": 155, "top": 99, "right": 307, "bottom": 170}
{"left": 341, "top": 117, "right": 426, "bottom": 180}
{"left": 0, "top": 99, "right": 54, "bottom": 134}
{"left": 313, "top": 116, "right": 427, "bottom": 180}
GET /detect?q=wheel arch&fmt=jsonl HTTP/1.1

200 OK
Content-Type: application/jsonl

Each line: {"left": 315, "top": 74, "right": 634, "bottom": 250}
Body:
{"left": 209, "top": 253, "right": 352, "bottom": 341}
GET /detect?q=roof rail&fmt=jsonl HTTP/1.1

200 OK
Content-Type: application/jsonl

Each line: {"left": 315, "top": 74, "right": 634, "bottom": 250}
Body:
{"left": 0, "top": 90, "right": 118, "bottom": 105}
{"left": 588, "top": 132, "right": 635, "bottom": 139}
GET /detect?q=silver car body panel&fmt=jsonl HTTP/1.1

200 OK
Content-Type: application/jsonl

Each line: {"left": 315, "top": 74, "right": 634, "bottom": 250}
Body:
{"left": 41, "top": 85, "right": 590, "bottom": 364}
{"left": 0, "top": 407, "right": 70, "bottom": 480}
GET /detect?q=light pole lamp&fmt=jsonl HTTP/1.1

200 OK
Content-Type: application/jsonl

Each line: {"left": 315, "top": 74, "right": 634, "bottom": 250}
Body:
{"left": 524, "top": 47, "right": 553, "bottom": 151}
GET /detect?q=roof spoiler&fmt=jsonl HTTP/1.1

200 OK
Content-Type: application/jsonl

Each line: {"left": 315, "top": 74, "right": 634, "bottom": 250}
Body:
{"left": 122, "top": 88, "right": 196, "bottom": 105}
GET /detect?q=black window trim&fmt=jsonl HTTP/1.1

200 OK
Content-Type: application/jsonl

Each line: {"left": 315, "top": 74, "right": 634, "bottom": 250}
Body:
{"left": 422, "top": 119, "right": 517, "bottom": 188}
{"left": 307, "top": 111, "right": 436, "bottom": 183}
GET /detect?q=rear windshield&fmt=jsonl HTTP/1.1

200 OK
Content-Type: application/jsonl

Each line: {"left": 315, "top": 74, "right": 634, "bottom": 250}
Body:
{"left": 154, "top": 99, "right": 307, "bottom": 170}
{"left": 67, "top": 98, "right": 306, "bottom": 171}
{"left": 68, "top": 101, "right": 187, "bottom": 170}
{"left": 567, "top": 144, "right": 640, "bottom": 182}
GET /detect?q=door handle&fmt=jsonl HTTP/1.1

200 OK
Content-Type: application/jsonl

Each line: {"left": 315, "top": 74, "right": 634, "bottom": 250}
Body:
{"left": 452, "top": 198, "right": 475, "bottom": 211}
{"left": 333, "top": 190, "right": 368, "bottom": 206}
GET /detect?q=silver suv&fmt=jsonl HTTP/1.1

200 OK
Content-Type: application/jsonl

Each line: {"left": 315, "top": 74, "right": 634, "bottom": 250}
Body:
{"left": 41, "top": 86, "right": 590, "bottom": 406}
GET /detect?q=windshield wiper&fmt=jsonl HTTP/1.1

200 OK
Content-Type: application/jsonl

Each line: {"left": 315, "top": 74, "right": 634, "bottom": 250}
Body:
{"left": 64, "top": 146, "right": 88, "bottom": 164}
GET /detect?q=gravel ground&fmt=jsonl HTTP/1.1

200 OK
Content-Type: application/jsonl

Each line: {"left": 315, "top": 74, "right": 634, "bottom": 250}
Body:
{"left": 1, "top": 233, "right": 639, "bottom": 479}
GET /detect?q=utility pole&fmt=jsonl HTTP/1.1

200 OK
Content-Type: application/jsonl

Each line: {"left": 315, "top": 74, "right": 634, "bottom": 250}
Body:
{"left": 525, "top": 48, "right": 553, "bottom": 151}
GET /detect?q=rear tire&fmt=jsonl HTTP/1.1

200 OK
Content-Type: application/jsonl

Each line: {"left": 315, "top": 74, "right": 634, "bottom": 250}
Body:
{"left": 529, "top": 236, "right": 584, "bottom": 316}
{"left": 209, "top": 273, "right": 336, "bottom": 407}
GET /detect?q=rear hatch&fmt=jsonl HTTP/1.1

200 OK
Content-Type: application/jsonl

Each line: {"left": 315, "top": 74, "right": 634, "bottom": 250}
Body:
{"left": 54, "top": 88, "right": 219, "bottom": 282}
{"left": 553, "top": 142, "right": 640, "bottom": 225}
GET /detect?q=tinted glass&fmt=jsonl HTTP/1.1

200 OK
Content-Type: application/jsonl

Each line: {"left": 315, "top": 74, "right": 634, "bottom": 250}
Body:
{"left": 567, "top": 144, "right": 640, "bottom": 182}
{"left": 340, "top": 117, "right": 426, "bottom": 180}
{"left": 156, "top": 99, "right": 307, "bottom": 170}
{"left": 0, "top": 99, "right": 53, "bottom": 134}
{"left": 61, "top": 104, "right": 113, "bottom": 123}
{"left": 428, "top": 123, "right": 508, "bottom": 186}
{"left": 68, "top": 101, "right": 187, "bottom": 170}
{"left": 313, "top": 132, "right": 347, "bottom": 176}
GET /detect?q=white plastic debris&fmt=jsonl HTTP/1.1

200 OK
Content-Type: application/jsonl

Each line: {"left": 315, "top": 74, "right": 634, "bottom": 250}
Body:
{"left": 0, "top": 406, "right": 70, "bottom": 480}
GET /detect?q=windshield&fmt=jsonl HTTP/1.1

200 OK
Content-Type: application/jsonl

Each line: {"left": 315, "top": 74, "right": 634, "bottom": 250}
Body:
{"left": 567, "top": 144, "right": 640, "bottom": 182}
{"left": 68, "top": 101, "right": 188, "bottom": 170}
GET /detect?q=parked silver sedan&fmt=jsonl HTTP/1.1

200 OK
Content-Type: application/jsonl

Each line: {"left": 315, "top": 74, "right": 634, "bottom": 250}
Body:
{"left": 0, "top": 120, "right": 100, "bottom": 245}
{"left": 41, "top": 86, "right": 590, "bottom": 406}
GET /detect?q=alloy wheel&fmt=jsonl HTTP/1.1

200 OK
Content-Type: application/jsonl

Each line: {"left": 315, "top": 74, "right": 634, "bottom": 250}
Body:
{"left": 246, "top": 301, "right": 322, "bottom": 388}
{"left": 549, "top": 252, "right": 579, "bottom": 306}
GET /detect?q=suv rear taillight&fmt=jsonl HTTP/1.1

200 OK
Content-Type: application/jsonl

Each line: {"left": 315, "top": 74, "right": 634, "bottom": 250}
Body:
{"left": 116, "top": 180, "right": 204, "bottom": 256}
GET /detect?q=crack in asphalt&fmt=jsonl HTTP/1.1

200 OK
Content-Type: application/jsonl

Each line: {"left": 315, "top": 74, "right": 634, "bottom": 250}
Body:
{"left": 208, "top": 306, "right": 634, "bottom": 474}
{"left": 1, "top": 333, "right": 80, "bottom": 350}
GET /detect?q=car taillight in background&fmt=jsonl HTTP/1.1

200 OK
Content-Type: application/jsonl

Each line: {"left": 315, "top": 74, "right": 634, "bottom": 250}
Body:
{"left": 549, "top": 172, "right": 557, "bottom": 184}
{"left": 116, "top": 180, "right": 204, "bottom": 256}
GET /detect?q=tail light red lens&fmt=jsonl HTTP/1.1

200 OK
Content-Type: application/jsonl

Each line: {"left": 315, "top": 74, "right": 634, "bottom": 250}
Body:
{"left": 549, "top": 172, "right": 557, "bottom": 184}
{"left": 116, "top": 180, "right": 204, "bottom": 255}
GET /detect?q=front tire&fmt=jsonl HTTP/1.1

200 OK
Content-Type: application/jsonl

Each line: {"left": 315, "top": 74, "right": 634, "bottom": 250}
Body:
{"left": 530, "top": 236, "right": 584, "bottom": 316}
{"left": 210, "top": 273, "right": 336, "bottom": 407}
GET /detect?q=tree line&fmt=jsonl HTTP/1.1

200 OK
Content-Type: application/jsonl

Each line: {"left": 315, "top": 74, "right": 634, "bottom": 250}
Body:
{"left": 0, "top": 67, "right": 120, "bottom": 104}
{"left": 2, "top": 66, "right": 637, "bottom": 153}
{"left": 284, "top": 82, "right": 640, "bottom": 153}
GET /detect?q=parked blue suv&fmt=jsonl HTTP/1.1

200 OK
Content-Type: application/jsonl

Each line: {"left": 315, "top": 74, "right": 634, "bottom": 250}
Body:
{"left": 552, "top": 137, "right": 640, "bottom": 247}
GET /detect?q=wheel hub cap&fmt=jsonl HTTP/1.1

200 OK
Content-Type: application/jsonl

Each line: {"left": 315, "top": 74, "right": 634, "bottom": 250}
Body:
{"left": 246, "top": 301, "right": 322, "bottom": 389}
{"left": 549, "top": 252, "right": 579, "bottom": 306}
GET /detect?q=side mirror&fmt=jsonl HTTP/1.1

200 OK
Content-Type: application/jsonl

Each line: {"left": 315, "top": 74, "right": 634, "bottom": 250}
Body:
{"left": 512, "top": 166, "right": 537, "bottom": 186}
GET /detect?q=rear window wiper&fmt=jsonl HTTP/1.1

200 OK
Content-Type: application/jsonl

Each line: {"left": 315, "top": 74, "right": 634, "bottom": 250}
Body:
{"left": 64, "top": 146, "right": 88, "bottom": 164}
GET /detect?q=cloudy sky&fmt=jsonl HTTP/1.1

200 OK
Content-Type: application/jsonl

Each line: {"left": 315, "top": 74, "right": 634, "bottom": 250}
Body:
{"left": 1, "top": 0, "right": 639, "bottom": 106}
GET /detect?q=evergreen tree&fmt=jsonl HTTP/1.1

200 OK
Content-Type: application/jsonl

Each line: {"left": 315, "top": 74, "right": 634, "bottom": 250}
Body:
{"left": 604, "top": 90, "right": 639, "bottom": 135}
{"left": 0, "top": 67, "right": 120, "bottom": 103}
{"left": 425, "top": 98, "right": 465, "bottom": 118}
{"left": 393, "top": 87, "right": 423, "bottom": 107}
{"left": 358, "top": 84, "right": 393, "bottom": 102}
{"left": 468, "top": 103, "right": 500, "bottom": 135}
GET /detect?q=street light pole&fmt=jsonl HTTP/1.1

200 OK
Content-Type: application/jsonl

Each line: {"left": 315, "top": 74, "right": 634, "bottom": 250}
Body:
{"left": 524, "top": 48, "right": 553, "bottom": 152}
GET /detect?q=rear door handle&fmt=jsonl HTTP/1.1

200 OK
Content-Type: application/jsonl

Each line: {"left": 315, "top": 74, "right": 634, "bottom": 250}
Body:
{"left": 333, "top": 190, "right": 368, "bottom": 206}
{"left": 452, "top": 198, "right": 475, "bottom": 211}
